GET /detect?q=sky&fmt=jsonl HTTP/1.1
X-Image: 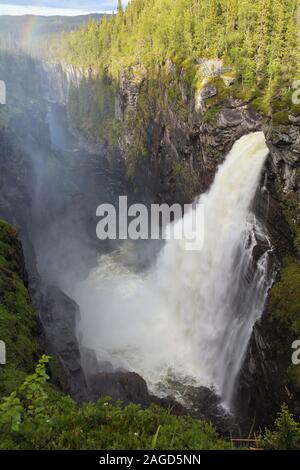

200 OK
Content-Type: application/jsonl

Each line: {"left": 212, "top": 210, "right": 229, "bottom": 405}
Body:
{"left": 0, "top": 1, "right": 129, "bottom": 15}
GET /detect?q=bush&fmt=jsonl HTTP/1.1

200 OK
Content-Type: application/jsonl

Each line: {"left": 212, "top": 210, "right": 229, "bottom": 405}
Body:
{"left": 262, "top": 405, "right": 300, "bottom": 450}
{"left": 0, "top": 358, "right": 233, "bottom": 450}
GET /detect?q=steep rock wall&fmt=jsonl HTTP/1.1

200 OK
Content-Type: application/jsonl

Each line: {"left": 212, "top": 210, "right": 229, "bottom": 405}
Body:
{"left": 0, "top": 123, "right": 88, "bottom": 401}
{"left": 111, "top": 66, "right": 300, "bottom": 426}
{"left": 47, "top": 61, "right": 300, "bottom": 426}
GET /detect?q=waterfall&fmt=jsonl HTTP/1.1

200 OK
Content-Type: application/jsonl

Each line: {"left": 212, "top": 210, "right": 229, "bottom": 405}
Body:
{"left": 74, "top": 131, "right": 273, "bottom": 408}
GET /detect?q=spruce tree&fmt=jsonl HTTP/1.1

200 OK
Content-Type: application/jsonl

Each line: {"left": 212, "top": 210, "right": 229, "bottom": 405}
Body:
{"left": 118, "top": 0, "right": 124, "bottom": 14}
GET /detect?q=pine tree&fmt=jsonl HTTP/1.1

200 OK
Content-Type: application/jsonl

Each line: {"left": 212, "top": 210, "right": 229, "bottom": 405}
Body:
{"left": 58, "top": 0, "right": 300, "bottom": 111}
{"left": 118, "top": 0, "right": 124, "bottom": 14}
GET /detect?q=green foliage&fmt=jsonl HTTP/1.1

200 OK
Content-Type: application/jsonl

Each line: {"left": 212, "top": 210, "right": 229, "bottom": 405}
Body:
{"left": 0, "top": 358, "right": 233, "bottom": 450}
{"left": 250, "top": 96, "right": 271, "bottom": 115}
{"left": 267, "top": 258, "right": 300, "bottom": 349}
{"left": 0, "top": 356, "right": 50, "bottom": 434}
{"left": 0, "top": 220, "right": 40, "bottom": 399}
{"left": 68, "top": 76, "right": 115, "bottom": 144}
{"left": 273, "top": 110, "right": 291, "bottom": 125}
{"left": 266, "top": 257, "right": 300, "bottom": 414}
{"left": 280, "top": 189, "right": 300, "bottom": 253}
{"left": 58, "top": 0, "right": 299, "bottom": 115}
{"left": 18, "top": 355, "right": 51, "bottom": 421}
{"left": 262, "top": 404, "right": 300, "bottom": 449}
{"left": 102, "top": 119, "right": 123, "bottom": 147}
{"left": 172, "top": 161, "right": 198, "bottom": 201}
{"left": 56, "top": 0, "right": 299, "bottom": 182}
{"left": 0, "top": 392, "right": 23, "bottom": 433}
{"left": 203, "top": 107, "right": 221, "bottom": 124}
{"left": 0, "top": 47, "right": 45, "bottom": 126}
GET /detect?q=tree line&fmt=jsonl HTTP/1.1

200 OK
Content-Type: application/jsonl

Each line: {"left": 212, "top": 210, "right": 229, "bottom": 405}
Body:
{"left": 57, "top": 0, "right": 299, "bottom": 109}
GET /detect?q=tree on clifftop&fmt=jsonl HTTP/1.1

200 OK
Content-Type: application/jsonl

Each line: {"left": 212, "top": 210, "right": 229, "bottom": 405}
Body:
{"left": 118, "top": 0, "right": 124, "bottom": 14}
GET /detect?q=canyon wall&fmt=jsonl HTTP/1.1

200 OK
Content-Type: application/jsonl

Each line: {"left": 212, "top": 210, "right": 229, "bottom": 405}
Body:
{"left": 1, "top": 56, "right": 299, "bottom": 427}
{"left": 60, "top": 60, "right": 300, "bottom": 426}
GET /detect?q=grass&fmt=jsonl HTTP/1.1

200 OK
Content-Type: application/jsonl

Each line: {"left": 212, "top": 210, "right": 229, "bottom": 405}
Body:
{"left": 0, "top": 220, "right": 40, "bottom": 399}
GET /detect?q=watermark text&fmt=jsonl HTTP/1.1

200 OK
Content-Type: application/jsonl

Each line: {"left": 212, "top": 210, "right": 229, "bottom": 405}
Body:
{"left": 96, "top": 196, "right": 205, "bottom": 251}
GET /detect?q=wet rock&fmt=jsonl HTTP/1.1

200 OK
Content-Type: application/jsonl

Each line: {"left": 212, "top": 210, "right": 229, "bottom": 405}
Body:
{"left": 192, "top": 387, "right": 239, "bottom": 437}
{"left": 87, "top": 369, "right": 236, "bottom": 435}
{"left": 40, "top": 285, "right": 88, "bottom": 401}
{"left": 43, "top": 61, "right": 90, "bottom": 106}
{"left": 234, "top": 322, "right": 282, "bottom": 429}
{"left": 264, "top": 123, "right": 300, "bottom": 192}
{"left": 195, "top": 85, "right": 217, "bottom": 112}
{"left": 201, "top": 85, "right": 217, "bottom": 100}
{"left": 112, "top": 68, "right": 300, "bottom": 432}
{"left": 117, "top": 68, "right": 146, "bottom": 120}
{"left": 80, "top": 346, "right": 106, "bottom": 376}
{"left": 218, "top": 108, "right": 244, "bottom": 128}
{"left": 87, "top": 371, "right": 151, "bottom": 406}
{"left": 245, "top": 109, "right": 263, "bottom": 129}
{"left": 288, "top": 114, "right": 300, "bottom": 125}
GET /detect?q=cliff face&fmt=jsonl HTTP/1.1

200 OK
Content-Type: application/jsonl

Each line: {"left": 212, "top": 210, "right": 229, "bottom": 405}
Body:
{"left": 236, "top": 121, "right": 300, "bottom": 427}
{"left": 0, "top": 219, "right": 40, "bottom": 399}
{"left": 0, "top": 120, "right": 88, "bottom": 401}
{"left": 54, "top": 60, "right": 299, "bottom": 212}
{"left": 0, "top": 65, "right": 171, "bottom": 410}
{"left": 115, "top": 63, "right": 299, "bottom": 205}
{"left": 42, "top": 61, "right": 89, "bottom": 106}
{"left": 106, "top": 64, "right": 300, "bottom": 426}
{"left": 3, "top": 57, "right": 298, "bottom": 426}
{"left": 53, "top": 60, "right": 300, "bottom": 424}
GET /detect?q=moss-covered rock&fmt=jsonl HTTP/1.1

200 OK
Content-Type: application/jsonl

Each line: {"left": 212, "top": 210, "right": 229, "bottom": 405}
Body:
{"left": 272, "top": 111, "right": 290, "bottom": 126}
{"left": 265, "top": 257, "right": 300, "bottom": 415}
{"left": 267, "top": 259, "right": 300, "bottom": 344}
{"left": 0, "top": 219, "right": 40, "bottom": 399}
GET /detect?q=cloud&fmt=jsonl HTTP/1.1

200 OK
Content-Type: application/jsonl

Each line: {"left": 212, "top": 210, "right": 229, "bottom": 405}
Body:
{"left": 0, "top": 1, "right": 129, "bottom": 15}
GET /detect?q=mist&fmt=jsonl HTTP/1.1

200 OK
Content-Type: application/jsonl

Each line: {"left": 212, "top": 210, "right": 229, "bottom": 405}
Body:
{"left": 70, "top": 133, "right": 274, "bottom": 408}
{"left": 0, "top": 12, "right": 275, "bottom": 414}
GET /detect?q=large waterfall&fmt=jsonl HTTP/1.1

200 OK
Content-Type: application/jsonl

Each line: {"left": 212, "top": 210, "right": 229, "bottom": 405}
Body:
{"left": 74, "top": 131, "right": 273, "bottom": 408}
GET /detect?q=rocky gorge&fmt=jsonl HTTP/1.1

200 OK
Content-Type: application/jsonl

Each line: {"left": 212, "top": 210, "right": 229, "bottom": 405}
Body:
{"left": 0, "top": 41, "right": 300, "bottom": 437}
{"left": 44, "top": 57, "right": 300, "bottom": 429}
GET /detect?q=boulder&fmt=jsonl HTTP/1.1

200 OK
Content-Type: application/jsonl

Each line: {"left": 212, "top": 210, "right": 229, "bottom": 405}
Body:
{"left": 218, "top": 108, "right": 244, "bottom": 128}
{"left": 40, "top": 285, "right": 88, "bottom": 401}
{"left": 87, "top": 370, "right": 151, "bottom": 406}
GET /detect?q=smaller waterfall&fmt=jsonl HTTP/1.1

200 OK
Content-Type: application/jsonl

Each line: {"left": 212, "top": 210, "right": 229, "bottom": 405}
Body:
{"left": 214, "top": 217, "right": 274, "bottom": 405}
{"left": 74, "top": 131, "right": 273, "bottom": 408}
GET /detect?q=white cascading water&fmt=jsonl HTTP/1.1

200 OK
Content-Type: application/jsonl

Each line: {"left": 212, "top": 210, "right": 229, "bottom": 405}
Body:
{"left": 73, "top": 131, "right": 273, "bottom": 408}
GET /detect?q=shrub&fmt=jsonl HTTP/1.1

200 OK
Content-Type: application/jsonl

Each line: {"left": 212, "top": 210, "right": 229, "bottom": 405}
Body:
{"left": 262, "top": 405, "right": 300, "bottom": 450}
{"left": 0, "top": 358, "right": 233, "bottom": 450}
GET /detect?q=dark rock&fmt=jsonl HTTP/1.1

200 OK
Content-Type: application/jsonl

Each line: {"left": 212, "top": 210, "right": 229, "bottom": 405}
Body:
{"left": 87, "top": 371, "right": 150, "bottom": 406}
{"left": 264, "top": 122, "right": 300, "bottom": 192}
{"left": 80, "top": 347, "right": 106, "bottom": 376}
{"left": 245, "top": 109, "right": 263, "bottom": 129}
{"left": 113, "top": 69, "right": 299, "bottom": 432}
{"left": 192, "top": 387, "right": 239, "bottom": 437}
{"left": 2, "top": 58, "right": 300, "bottom": 434}
{"left": 40, "top": 285, "right": 88, "bottom": 401}
{"left": 201, "top": 85, "right": 217, "bottom": 100}
{"left": 218, "top": 108, "right": 244, "bottom": 128}
{"left": 87, "top": 369, "right": 236, "bottom": 435}
{"left": 288, "top": 114, "right": 300, "bottom": 125}
{"left": 234, "top": 322, "right": 282, "bottom": 430}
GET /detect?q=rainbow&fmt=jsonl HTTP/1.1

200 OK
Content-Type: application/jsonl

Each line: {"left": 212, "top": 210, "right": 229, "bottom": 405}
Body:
{"left": 19, "top": 15, "right": 39, "bottom": 45}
